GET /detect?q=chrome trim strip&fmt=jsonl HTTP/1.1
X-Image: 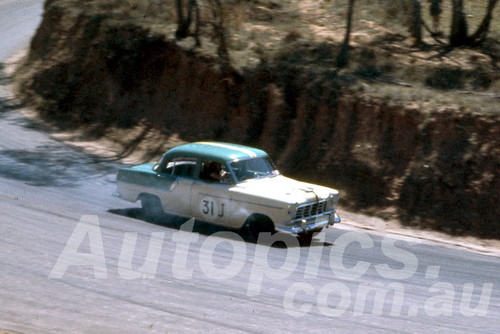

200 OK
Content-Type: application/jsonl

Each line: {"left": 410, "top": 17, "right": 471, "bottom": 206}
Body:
{"left": 197, "top": 192, "right": 284, "bottom": 210}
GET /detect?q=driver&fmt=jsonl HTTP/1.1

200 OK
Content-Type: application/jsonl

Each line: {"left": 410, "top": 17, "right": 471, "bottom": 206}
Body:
{"left": 207, "top": 161, "right": 222, "bottom": 182}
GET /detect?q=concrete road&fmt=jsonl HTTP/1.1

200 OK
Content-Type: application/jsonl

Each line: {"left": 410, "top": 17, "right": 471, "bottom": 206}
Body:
{"left": 0, "top": 1, "right": 499, "bottom": 333}
{"left": 0, "top": 0, "right": 43, "bottom": 60}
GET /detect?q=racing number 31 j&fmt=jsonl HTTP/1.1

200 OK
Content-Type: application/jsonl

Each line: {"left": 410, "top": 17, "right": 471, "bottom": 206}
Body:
{"left": 202, "top": 199, "right": 225, "bottom": 217}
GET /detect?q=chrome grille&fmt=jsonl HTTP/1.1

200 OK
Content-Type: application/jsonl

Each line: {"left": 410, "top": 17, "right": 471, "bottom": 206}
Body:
{"left": 294, "top": 200, "right": 328, "bottom": 221}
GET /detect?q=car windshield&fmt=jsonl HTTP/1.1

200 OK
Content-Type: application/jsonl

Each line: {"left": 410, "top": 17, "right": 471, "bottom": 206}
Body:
{"left": 230, "top": 157, "right": 279, "bottom": 182}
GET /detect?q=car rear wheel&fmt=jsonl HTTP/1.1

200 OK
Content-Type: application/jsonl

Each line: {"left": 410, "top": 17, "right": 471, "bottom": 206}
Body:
{"left": 140, "top": 194, "right": 163, "bottom": 218}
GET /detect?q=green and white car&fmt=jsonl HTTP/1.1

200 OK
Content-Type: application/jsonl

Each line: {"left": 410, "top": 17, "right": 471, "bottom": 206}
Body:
{"left": 115, "top": 142, "right": 340, "bottom": 241}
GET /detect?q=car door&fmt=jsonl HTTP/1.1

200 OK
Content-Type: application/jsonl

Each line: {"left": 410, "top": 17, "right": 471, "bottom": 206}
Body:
{"left": 190, "top": 160, "right": 236, "bottom": 228}
{"left": 155, "top": 157, "right": 196, "bottom": 217}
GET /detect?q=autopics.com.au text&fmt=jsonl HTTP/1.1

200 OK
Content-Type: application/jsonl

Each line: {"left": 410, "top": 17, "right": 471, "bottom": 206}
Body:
{"left": 50, "top": 215, "right": 493, "bottom": 317}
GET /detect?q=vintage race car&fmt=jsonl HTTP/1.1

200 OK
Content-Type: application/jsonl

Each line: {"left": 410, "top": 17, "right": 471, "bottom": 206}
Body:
{"left": 115, "top": 142, "right": 340, "bottom": 241}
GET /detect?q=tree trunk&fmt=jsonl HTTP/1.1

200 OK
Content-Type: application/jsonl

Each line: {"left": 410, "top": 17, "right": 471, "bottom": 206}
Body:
{"left": 175, "top": 0, "right": 188, "bottom": 40}
{"left": 449, "top": 0, "right": 469, "bottom": 46}
{"left": 410, "top": 0, "right": 423, "bottom": 46}
{"left": 175, "top": 0, "right": 199, "bottom": 44}
{"left": 337, "top": 0, "right": 355, "bottom": 68}
{"left": 191, "top": 0, "right": 201, "bottom": 46}
{"left": 208, "top": 0, "right": 230, "bottom": 65}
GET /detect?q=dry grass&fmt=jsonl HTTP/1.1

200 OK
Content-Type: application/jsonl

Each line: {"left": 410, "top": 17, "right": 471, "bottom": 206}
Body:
{"left": 49, "top": 0, "right": 500, "bottom": 114}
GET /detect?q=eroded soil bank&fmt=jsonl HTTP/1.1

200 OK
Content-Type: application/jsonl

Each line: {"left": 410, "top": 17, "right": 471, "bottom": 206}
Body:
{"left": 16, "top": 1, "right": 500, "bottom": 238}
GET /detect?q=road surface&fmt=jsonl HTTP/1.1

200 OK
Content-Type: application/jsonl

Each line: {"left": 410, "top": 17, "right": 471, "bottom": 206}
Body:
{"left": 0, "top": 1, "right": 499, "bottom": 332}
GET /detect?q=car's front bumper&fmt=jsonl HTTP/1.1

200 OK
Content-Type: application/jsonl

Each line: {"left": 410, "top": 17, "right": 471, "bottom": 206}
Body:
{"left": 277, "top": 212, "right": 341, "bottom": 235}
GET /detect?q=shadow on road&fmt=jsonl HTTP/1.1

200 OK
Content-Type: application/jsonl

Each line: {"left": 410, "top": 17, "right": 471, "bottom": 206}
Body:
{"left": 0, "top": 144, "right": 119, "bottom": 187}
{"left": 108, "top": 207, "right": 332, "bottom": 248}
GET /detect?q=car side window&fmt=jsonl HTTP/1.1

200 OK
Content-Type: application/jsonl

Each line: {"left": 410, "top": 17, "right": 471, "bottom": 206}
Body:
{"left": 199, "top": 160, "right": 230, "bottom": 183}
{"left": 162, "top": 158, "right": 197, "bottom": 178}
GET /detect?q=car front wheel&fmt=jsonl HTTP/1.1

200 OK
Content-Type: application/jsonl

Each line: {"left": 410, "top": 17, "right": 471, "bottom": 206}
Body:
{"left": 241, "top": 214, "right": 275, "bottom": 242}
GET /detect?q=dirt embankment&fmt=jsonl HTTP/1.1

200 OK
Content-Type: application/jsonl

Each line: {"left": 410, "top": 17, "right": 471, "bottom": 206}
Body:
{"left": 17, "top": 1, "right": 500, "bottom": 238}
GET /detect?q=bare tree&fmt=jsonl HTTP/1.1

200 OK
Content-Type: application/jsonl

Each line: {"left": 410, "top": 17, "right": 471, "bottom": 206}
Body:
{"left": 410, "top": 0, "right": 423, "bottom": 45}
{"left": 337, "top": 0, "right": 355, "bottom": 68}
{"left": 468, "top": 0, "right": 499, "bottom": 44}
{"left": 450, "top": 0, "right": 499, "bottom": 46}
{"left": 174, "top": 0, "right": 201, "bottom": 46}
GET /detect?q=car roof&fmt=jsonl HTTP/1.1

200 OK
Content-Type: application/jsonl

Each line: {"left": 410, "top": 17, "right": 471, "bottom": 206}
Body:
{"left": 164, "top": 142, "right": 269, "bottom": 162}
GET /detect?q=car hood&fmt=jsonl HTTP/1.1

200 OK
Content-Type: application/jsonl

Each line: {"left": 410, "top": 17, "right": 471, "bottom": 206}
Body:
{"left": 231, "top": 175, "right": 337, "bottom": 205}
